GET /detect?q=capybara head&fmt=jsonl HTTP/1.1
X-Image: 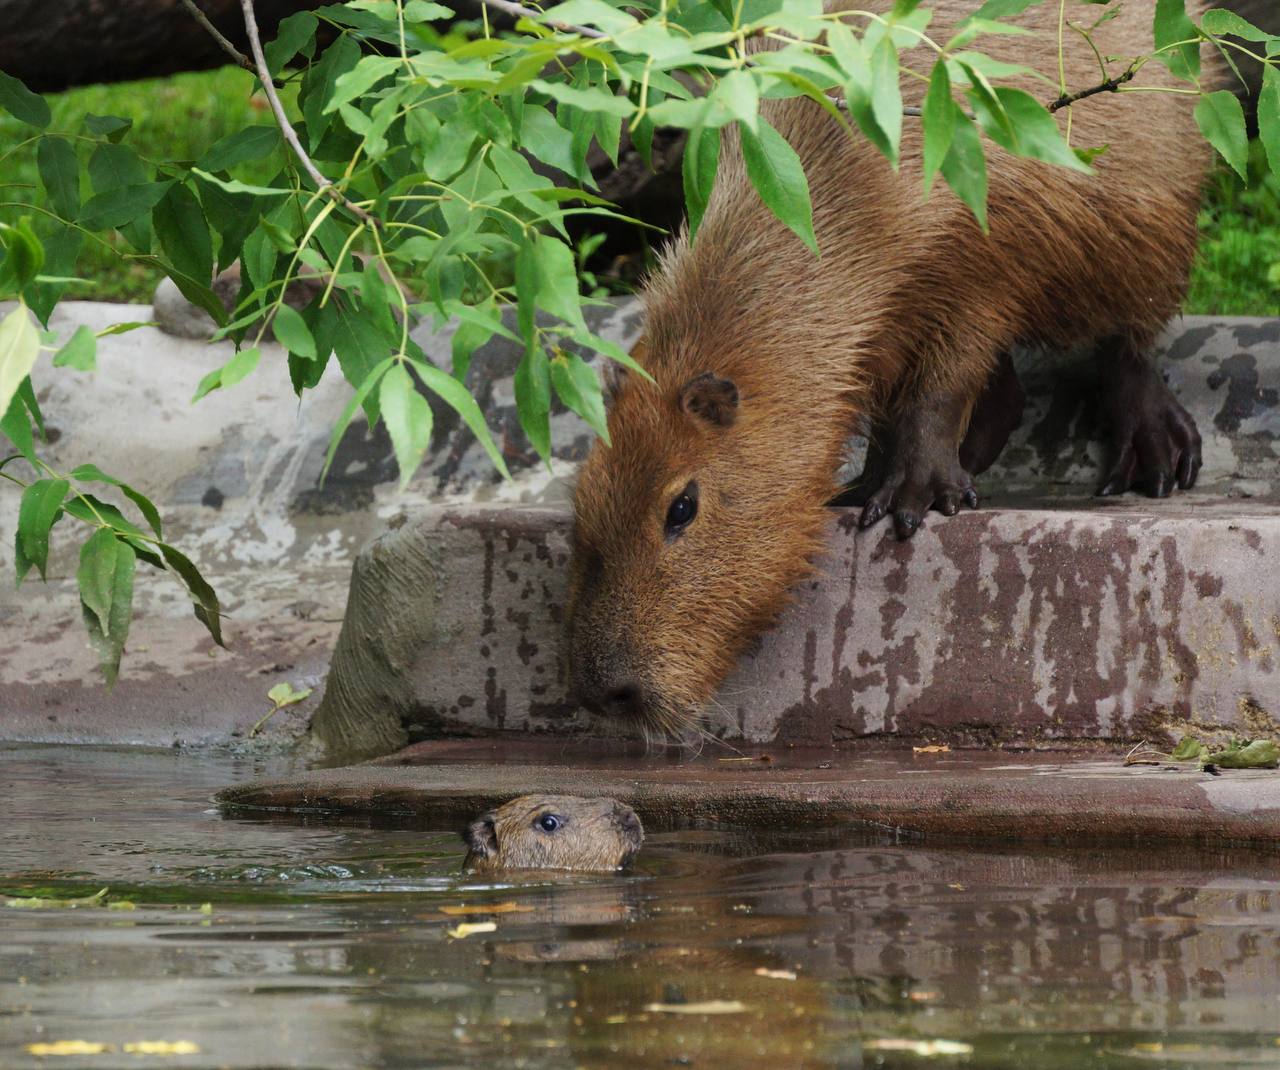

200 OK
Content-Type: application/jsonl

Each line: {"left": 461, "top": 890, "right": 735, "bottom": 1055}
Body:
{"left": 463, "top": 795, "right": 644, "bottom": 873}
{"left": 565, "top": 329, "right": 846, "bottom": 738}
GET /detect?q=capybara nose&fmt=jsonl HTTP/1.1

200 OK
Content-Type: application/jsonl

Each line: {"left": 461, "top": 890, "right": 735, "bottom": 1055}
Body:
{"left": 601, "top": 682, "right": 645, "bottom": 718}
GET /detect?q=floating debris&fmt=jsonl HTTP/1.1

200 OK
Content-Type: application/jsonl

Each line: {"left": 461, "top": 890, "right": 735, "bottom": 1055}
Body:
{"left": 865, "top": 1038, "right": 974, "bottom": 1056}
{"left": 439, "top": 902, "right": 533, "bottom": 916}
{"left": 446, "top": 921, "right": 497, "bottom": 939}
{"left": 644, "top": 1000, "right": 748, "bottom": 1015}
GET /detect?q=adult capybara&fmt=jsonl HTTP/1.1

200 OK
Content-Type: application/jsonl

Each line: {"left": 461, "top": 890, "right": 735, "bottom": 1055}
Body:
{"left": 463, "top": 795, "right": 644, "bottom": 873}
{"left": 567, "top": 0, "right": 1217, "bottom": 732}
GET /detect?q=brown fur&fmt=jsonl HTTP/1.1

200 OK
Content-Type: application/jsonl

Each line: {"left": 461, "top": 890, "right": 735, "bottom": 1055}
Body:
{"left": 463, "top": 795, "right": 644, "bottom": 873}
{"left": 567, "top": 0, "right": 1216, "bottom": 732}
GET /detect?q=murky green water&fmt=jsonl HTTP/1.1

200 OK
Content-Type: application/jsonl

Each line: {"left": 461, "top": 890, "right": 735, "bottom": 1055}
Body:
{"left": 3, "top": 744, "right": 1280, "bottom": 1069}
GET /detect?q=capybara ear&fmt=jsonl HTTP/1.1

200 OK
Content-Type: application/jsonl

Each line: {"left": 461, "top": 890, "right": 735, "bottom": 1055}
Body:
{"left": 464, "top": 813, "right": 498, "bottom": 859}
{"left": 680, "top": 372, "right": 739, "bottom": 427}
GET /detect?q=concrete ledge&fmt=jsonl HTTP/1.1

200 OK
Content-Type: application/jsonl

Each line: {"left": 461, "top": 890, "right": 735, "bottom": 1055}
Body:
{"left": 313, "top": 496, "right": 1280, "bottom": 749}
{"left": 217, "top": 740, "right": 1280, "bottom": 849}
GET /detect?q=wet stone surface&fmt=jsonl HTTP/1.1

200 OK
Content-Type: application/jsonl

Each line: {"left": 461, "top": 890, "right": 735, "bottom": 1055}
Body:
{"left": 6, "top": 745, "right": 1280, "bottom": 1070}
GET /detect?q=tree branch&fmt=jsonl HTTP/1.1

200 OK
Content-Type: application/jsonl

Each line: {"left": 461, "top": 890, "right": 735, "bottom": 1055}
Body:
{"left": 178, "top": 0, "right": 256, "bottom": 75}
{"left": 479, "top": 0, "right": 606, "bottom": 39}
{"left": 239, "top": 0, "right": 380, "bottom": 228}
{"left": 1049, "top": 65, "right": 1138, "bottom": 112}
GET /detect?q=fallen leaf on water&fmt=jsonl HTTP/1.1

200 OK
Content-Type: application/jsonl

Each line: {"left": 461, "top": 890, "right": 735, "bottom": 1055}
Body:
{"left": 913, "top": 745, "right": 950, "bottom": 754}
{"left": 122, "top": 1041, "right": 200, "bottom": 1055}
{"left": 446, "top": 922, "right": 497, "bottom": 939}
{"left": 1206, "top": 740, "right": 1280, "bottom": 769}
{"left": 644, "top": 1000, "right": 747, "bottom": 1015}
{"left": 753, "top": 967, "right": 797, "bottom": 981}
{"left": 604, "top": 1014, "right": 629, "bottom": 1025}
{"left": 26, "top": 1041, "right": 112, "bottom": 1056}
{"left": 5, "top": 888, "right": 110, "bottom": 909}
{"left": 865, "top": 1039, "right": 974, "bottom": 1056}
{"left": 908, "top": 991, "right": 940, "bottom": 1002}
{"left": 439, "top": 902, "right": 534, "bottom": 916}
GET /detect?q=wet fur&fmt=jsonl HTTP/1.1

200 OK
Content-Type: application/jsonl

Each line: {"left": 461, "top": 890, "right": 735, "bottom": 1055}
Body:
{"left": 464, "top": 795, "right": 644, "bottom": 873}
{"left": 568, "top": 0, "right": 1216, "bottom": 734}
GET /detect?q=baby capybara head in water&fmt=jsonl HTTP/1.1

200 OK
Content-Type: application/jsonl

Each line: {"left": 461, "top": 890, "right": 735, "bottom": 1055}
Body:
{"left": 565, "top": 353, "right": 841, "bottom": 737}
{"left": 463, "top": 795, "right": 644, "bottom": 873}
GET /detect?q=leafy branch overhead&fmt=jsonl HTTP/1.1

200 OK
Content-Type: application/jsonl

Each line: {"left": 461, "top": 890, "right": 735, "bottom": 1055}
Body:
{"left": 2, "top": 0, "right": 1280, "bottom": 682}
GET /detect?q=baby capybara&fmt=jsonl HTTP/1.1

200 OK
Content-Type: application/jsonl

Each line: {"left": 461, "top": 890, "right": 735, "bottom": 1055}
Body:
{"left": 567, "top": 0, "right": 1216, "bottom": 733}
{"left": 463, "top": 795, "right": 644, "bottom": 873}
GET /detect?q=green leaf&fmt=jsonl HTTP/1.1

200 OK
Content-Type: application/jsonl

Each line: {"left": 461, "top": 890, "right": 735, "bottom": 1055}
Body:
{"left": 154, "top": 183, "right": 213, "bottom": 284}
{"left": 940, "top": 109, "right": 989, "bottom": 231}
{"left": 0, "top": 218, "right": 45, "bottom": 292}
{"left": 69, "top": 463, "right": 163, "bottom": 538}
{"left": 968, "top": 0, "right": 1043, "bottom": 19}
{"left": 1260, "top": 66, "right": 1280, "bottom": 177}
{"left": 325, "top": 55, "right": 401, "bottom": 113}
{"left": 740, "top": 116, "right": 818, "bottom": 255}
{"left": 1195, "top": 90, "right": 1249, "bottom": 181}
{"left": 265, "top": 10, "right": 319, "bottom": 73}
{"left": 189, "top": 168, "right": 292, "bottom": 198}
{"left": 197, "top": 126, "right": 281, "bottom": 173}
{"left": 79, "top": 182, "right": 170, "bottom": 230}
{"left": 868, "top": 36, "right": 903, "bottom": 167}
{"left": 0, "top": 72, "right": 50, "bottom": 128}
{"left": 271, "top": 304, "right": 317, "bottom": 359}
{"left": 158, "top": 542, "right": 224, "bottom": 647}
{"left": 411, "top": 358, "right": 510, "bottom": 478}
{"left": 0, "top": 390, "right": 35, "bottom": 463}
{"left": 26, "top": 224, "right": 81, "bottom": 327}
{"left": 994, "top": 88, "right": 1091, "bottom": 172}
{"left": 922, "top": 61, "right": 955, "bottom": 195}
{"left": 0, "top": 305, "right": 39, "bottom": 420}
{"left": 302, "top": 33, "right": 361, "bottom": 144}
{"left": 78, "top": 531, "right": 136, "bottom": 685}
{"left": 515, "top": 344, "right": 552, "bottom": 462}
{"left": 84, "top": 113, "right": 132, "bottom": 140}
{"left": 713, "top": 69, "right": 760, "bottom": 131}
{"left": 52, "top": 325, "right": 96, "bottom": 372}
{"left": 520, "top": 106, "right": 585, "bottom": 181}
{"left": 550, "top": 353, "right": 609, "bottom": 443}
{"left": 1205, "top": 739, "right": 1279, "bottom": 769}
{"left": 267, "top": 681, "right": 313, "bottom": 707}
{"left": 1154, "top": 0, "right": 1201, "bottom": 82}
{"left": 37, "top": 137, "right": 80, "bottom": 220}
{"left": 1200, "top": 7, "right": 1270, "bottom": 41}
{"left": 1170, "top": 735, "right": 1206, "bottom": 761}
{"left": 683, "top": 123, "right": 721, "bottom": 239}
{"left": 380, "top": 362, "right": 434, "bottom": 488}
{"left": 16, "top": 477, "right": 68, "bottom": 583}
{"left": 88, "top": 142, "right": 146, "bottom": 193}
{"left": 191, "top": 346, "right": 261, "bottom": 401}
{"left": 533, "top": 233, "right": 586, "bottom": 329}
{"left": 329, "top": 299, "right": 393, "bottom": 424}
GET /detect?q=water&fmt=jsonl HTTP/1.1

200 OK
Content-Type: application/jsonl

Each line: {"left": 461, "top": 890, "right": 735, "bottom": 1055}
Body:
{"left": 3, "top": 744, "right": 1280, "bottom": 1069}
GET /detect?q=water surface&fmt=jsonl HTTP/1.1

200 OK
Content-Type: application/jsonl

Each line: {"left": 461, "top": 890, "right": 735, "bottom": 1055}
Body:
{"left": 3, "top": 744, "right": 1279, "bottom": 1068}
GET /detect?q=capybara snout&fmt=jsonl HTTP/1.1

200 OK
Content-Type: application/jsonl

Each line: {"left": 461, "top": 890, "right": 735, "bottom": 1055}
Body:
{"left": 463, "top": 794, "right": 644, "bottom": 873}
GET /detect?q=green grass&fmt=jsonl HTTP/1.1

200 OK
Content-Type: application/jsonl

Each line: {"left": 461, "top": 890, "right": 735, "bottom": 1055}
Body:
{"left": 2, "top": 67, "right": 1279, "bottom": 312}
{"left": 1188, "top": 141, "right": 1280, "bottom": 316}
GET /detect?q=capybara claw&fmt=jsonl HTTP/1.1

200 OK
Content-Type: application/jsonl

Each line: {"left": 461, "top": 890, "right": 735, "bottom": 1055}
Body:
{"left": 893, "top": 510, "right": 921, "bottom": 540}
{"left": 859, "top": 500, "right": 886, "bottom": 529}
{"left": 962, "top": 488, "right": 979, "bottom": 509}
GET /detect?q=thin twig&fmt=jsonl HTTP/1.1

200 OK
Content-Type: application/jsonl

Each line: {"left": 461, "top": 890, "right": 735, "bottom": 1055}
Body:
{"left": 179, "top": 0, "right": 256, "bottom": 74}
{"left": 239, "top": 0, "right": 381, "bottom": 228}
{"left": 1049, "top": 64, "right": 1138, "bottom": 112}
{"left": 480, "top": 0, "right": 606, "bottom": 39}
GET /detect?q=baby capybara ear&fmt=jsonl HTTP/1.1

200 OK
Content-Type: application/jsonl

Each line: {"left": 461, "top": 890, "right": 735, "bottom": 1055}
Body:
{"left": 680, "top": 372, "right": 739, "bottom": 427}
{"left": 463, "top": 813, "right": 498, "bottom": 860}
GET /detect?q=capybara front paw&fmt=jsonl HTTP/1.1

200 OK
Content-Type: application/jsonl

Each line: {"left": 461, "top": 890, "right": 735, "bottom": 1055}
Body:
{"left": 857, "top": 462, "right": 979, "bottom": 541}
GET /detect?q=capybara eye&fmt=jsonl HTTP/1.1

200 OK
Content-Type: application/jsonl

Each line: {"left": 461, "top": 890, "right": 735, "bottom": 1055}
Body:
{"left": 665, "top": 483, "right": 698, "bottom": 534}
{"left": 536, "top": 814, "right": 562, "bottom": 833}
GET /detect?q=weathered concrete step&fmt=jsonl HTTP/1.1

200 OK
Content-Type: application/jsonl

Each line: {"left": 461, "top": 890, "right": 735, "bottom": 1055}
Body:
{"left": 312, "top": 495, "right": 1280, "bottom": 754}
{"left": 217, "top": 740, "right": 1280, "bottom": 849}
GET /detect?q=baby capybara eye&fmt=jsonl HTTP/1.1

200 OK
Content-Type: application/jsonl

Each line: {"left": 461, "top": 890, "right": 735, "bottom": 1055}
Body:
{"left": 536, "top": 814, "right": 563, "bottom": 833}
{"left": 665, "top": 484, "right": 698, "bottom": 534}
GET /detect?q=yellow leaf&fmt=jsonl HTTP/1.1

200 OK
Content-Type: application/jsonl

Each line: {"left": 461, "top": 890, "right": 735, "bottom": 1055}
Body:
{"left": 122, "top": 1041, "right": 201, "bottom": 1055}
{"left": 865, "top": 1039, "right": 974, "bottom": 1056}
{"left": 644, "top": 1000, "right": 747, "bottom": 1015}
{"left": 446, "top": 921, "right": 497, "bottom": 939}
{"left": 0, "top": 303, "right": 39, "bottom": 420}
{"left": 753, "top": 968, "right": 797, "bottom": 981}
{"left": 26, "top": 1040, "right": 112, "bottom": 1056}
{"left": 913, "top": 745, "right": 950, "bottom": 754}
{"left": 439, "top": 902, "right": 534, "bottom": 916}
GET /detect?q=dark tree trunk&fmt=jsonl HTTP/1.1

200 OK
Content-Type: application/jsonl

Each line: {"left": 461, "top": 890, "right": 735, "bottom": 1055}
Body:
{"left": 0, "top": 0, "right": 328, "bottom": 93}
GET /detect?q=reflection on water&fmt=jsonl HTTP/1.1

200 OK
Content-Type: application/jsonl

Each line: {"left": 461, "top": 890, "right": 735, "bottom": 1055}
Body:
{"left": 3, "top": 744, "right": 1280, "bottom": 1069}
